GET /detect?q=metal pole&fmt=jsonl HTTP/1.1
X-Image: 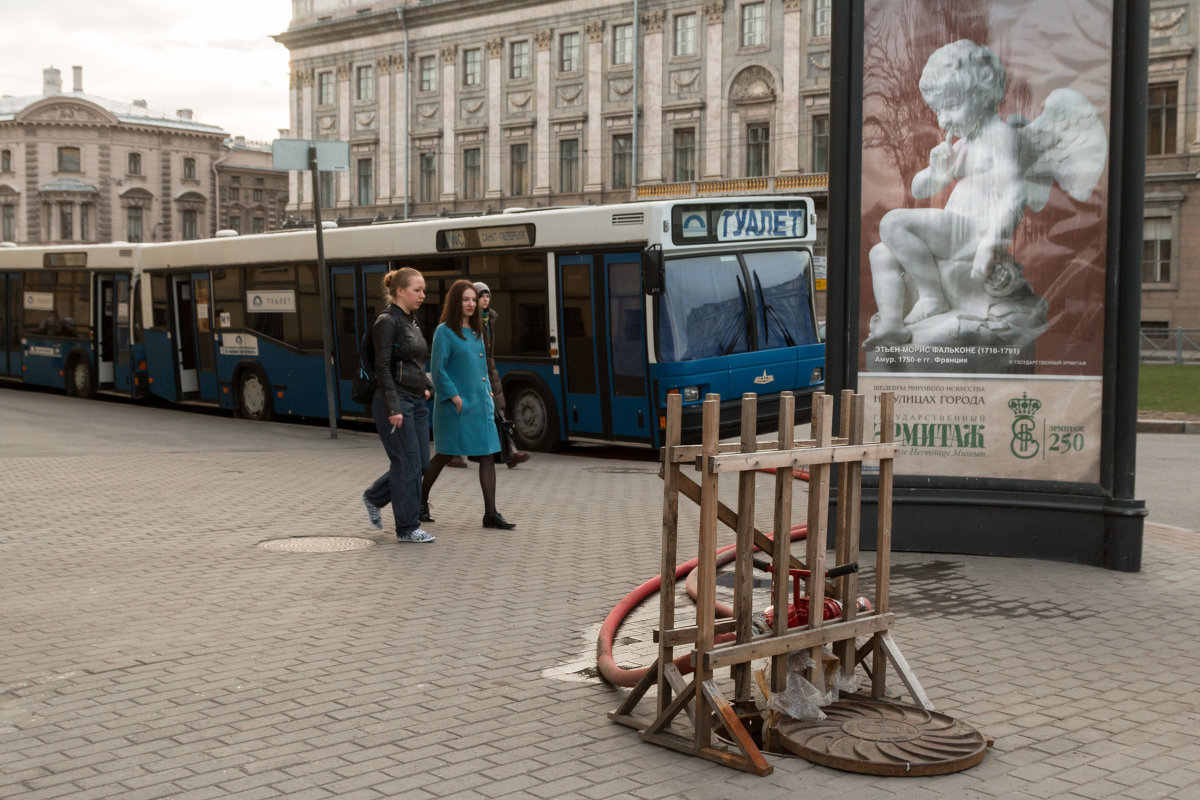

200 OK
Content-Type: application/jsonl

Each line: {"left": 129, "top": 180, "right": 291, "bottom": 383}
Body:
{"left": 310, "top": 145, "right": 339, "bottom": 439}
{"left": 632, "top": 0, "right": 639, "bottom": 188}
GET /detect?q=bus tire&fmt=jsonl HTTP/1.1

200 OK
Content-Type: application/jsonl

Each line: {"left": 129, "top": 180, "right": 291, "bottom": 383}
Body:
{"left": 65, "top": 355, "right": 95, "bottom": 399}
{"left": 236, "top": 366, "right": 273, "bottom": 421}
{"left": 509, "top": 383, "right": 557, "bottom": 452}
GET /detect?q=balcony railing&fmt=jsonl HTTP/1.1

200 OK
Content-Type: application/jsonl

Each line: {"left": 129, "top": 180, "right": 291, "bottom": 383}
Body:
{"left": 631, "top": 173, "right": 829, "bottom": 200}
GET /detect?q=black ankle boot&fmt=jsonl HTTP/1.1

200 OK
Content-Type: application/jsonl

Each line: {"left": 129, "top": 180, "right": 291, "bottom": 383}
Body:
{"left": 482, "top": 511, "right": 515, "bottom": 530}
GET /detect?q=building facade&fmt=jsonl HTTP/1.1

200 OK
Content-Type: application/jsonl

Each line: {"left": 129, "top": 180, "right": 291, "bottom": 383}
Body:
{"left": 278, "top": 0, "right": 1197, "bottom": 328}
{"left": 0, "top": 67, "right": 288, "bottom": 245}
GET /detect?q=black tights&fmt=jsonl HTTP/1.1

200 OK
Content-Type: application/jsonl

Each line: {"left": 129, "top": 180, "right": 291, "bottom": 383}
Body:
{"left": 422, "top": 453, "right": 498, "bottom": 516}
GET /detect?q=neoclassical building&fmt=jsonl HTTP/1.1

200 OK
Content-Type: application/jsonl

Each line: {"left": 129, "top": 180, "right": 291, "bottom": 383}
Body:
{"left": 0, "top": 67, "right": 288, "bottom": 245}
{"left": 278, "top": 0, "right": 1198, "bottom": 328}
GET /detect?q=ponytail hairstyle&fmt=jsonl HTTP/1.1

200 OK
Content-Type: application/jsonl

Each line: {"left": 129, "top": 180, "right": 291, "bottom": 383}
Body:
{"left": 383, "top": 267, "right": 423, "bottom": 306}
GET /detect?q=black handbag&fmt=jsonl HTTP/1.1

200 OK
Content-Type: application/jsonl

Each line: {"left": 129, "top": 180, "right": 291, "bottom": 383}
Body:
{"left": 351, "top": 374, "right": 374, "bottom": 405}
{"left": 494, "top": 411, "right": 515, "bottom": 464}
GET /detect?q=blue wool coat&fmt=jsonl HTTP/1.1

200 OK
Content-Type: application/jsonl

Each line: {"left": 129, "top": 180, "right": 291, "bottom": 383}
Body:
{"left": 430, "top": 323, "right": 500, "bottom": 457}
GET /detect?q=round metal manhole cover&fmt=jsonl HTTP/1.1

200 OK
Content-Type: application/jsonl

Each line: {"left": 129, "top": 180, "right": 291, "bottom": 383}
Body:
{"left": 777, "top": 698, "right": 988, "bottom": 776}
{"left": 259, "top": 536, "right": 375, "bottom": 553}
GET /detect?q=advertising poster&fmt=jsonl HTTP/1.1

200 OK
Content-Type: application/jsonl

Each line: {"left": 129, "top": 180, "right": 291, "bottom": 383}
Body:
{"left": 857, "top": 0, "right": 1113, "bottom": 483}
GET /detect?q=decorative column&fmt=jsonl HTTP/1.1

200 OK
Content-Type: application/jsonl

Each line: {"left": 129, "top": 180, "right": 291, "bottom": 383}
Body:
{"left": 779, "top": 0, "right": 803, "bottom": 174}
{"left": 377, "top": 55, "right": 393, "bottom": 205}
{"left": 486, "top": 38, "right": 504, "bottom": 200}
{"left": 440, "top": 45, "right": 458, "bottom": 203}
{"left": 641, "top": 11, "right": 665, "bottom": 183}
{"left": 393, "top": 54, "right": 409, "bottom": 210}
{"left": 533, "top": 29, "right": 553, "bottom": 198}
{"left": 704, "top": 2, "right": 725, "bottom": 178}
{"left": 337, "top": 62, "right": 353, "bottom": 210}
{"left": 291, "top": 68, "right": 314, "bottom": 213}
{"left": 585, "top": 21, "right": 605, "bottom": 193}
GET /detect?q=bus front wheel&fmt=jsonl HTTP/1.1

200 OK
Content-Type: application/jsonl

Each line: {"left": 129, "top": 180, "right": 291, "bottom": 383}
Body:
{"left": 236, "top": 367, "right": 273, "bottom": 421}
{"left": 510, "top": 384, "right": 556, "bottom": 452}
{"left": 66, "top": 356, "right": 95, "bottom": 399}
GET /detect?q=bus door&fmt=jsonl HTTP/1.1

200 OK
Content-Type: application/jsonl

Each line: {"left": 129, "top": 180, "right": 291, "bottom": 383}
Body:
{"left": 557, "top": 255, "right": 605, "bottom": 437}
{"left": 602, "top": 253, "right": 652, "bottom": 442}
{"left": 168, "top": 273, "right": 202, "bottom": 397}
{"left": 331, "top": 263, "right": 387, "bottom": 414}
{"left": 112, "top": 274, "right": 133, "bottom": 393}
{"left": 0, "top": 273, "right": 18, "bottom": 378}
{"left": 94, "top": 273, "right": 133, "bottom": 391}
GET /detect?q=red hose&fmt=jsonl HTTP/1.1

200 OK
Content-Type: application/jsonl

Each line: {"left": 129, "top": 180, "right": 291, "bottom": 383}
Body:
{"left": 596, "top": 525, "right": 808, "bottom": 687}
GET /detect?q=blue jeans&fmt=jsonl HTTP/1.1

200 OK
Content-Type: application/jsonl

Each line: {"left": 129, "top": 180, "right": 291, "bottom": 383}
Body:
{"left": 365, "top": 392, "right": 430, "bottom": 536}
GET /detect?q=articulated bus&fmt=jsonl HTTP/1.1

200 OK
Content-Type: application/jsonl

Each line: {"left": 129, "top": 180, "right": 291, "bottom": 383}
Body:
{"left": 1, "top": 196, "right": 824, "bottom": 449}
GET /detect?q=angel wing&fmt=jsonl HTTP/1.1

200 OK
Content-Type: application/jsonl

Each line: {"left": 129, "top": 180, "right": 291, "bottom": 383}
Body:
{"left": 1019, "top": 88, "right": 1108, "bottom": 212}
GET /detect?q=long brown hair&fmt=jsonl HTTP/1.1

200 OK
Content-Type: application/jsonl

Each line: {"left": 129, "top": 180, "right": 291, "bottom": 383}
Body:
{"left": 438, "top": 279, "right": 483, "bottom": 340}
{"left": 383, "top": 267, "right": 422, "bottom": 306}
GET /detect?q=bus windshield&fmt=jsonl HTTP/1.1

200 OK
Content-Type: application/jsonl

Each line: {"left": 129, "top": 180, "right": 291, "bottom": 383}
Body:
{"left": 657, "top": 248, "right": 815, "bottom": 362}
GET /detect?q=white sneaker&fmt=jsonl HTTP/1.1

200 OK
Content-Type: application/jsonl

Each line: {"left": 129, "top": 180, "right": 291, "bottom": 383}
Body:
{"left": 397, "top": 528, "right": 435, "bottom": 543}
{"left": 362, "top": 494, "right": 383, "bottom": 530}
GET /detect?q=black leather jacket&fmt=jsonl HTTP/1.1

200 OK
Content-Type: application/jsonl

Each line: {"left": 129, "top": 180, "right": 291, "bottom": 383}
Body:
{"left": 373, "top": 305, "right": 431, "bottom": 415}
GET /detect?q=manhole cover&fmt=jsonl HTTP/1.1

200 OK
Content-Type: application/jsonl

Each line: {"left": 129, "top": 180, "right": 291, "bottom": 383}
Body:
{"left": 777, "top": 698, "right": 988, "bottom": 776}
{"left": 259, "top": 536, "right": 375, "bottom": 553}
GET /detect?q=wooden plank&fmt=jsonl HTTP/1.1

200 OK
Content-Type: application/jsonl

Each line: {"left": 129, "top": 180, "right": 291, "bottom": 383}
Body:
{"left": 770, "top": 392, "right": 796, "bottom": 699}
{"left": 607, "top": 712, "right": 649, "bottom": 730}
{"left": 642, "top": 675, "right": 696, "bottom": 736}
{"left": 663, "top": 662, "right": 696, "bottom": 725}
{"left": 835, "top": 392, "right": 864, "bottom": 679}
{"left": 872, "top": 391, "right": 895, "bottom": 699}
{"left": 664, "top": 436, "right": 851, "bottom": 462}
{"left": 701, "top": 679, "right": 772, "bottom": 775}
{"left": 697, "top": 746, "right": 774, "bottom": 776}
{"left": 656, "top": 618, "right": 737, "bottom": 647}
{"left": 703, "top": 441, "right": 899, "bottom": 473}
{"left": 733, "top": 395, "right": 758, "bottom": 704}
{"left": 693, "top": 393, "right": 721, "bottom": 750}
{"left": 657, "top": 392, "right": 683, "bottom": 716}
{"left": 613, "top": 656, "right": 659, "bottom": 716}
{"left": 877, "top": 631, "right": 935, "bottom": 711}
{"left": 703, "top": 614, "right": 896, "bottom": 671}
{"left": 640, "top": 729, "right": 701, "bottom": 756}
{"left": 805, "top": 393, "right": 833, "bottom": 696}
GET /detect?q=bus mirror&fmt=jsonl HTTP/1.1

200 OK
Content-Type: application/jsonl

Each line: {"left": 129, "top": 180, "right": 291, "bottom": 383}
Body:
{"left": 643, "top": 246, "right": 664, "bottom": 296}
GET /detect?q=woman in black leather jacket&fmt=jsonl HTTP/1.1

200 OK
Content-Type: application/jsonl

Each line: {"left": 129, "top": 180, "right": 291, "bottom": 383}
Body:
{"left": 361, "top": 268, "right": 436, "bottom": 543}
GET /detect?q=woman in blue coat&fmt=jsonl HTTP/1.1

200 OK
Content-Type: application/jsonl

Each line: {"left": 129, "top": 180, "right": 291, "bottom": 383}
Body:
{"left": 420, "top": 279, "right": 516, "bottom": 530}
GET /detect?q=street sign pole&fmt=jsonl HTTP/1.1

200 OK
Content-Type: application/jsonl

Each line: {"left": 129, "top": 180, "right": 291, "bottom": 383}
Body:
{"left": 310, "top": 145, "right": 338, "bottom": 439}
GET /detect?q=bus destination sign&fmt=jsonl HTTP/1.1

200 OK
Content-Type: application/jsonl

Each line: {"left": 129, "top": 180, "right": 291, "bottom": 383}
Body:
{"left": 716, "top": 208, "right": 806, "bottom": 241}
{"left": 438, "top": 224, "right": 535, "bottom": 251}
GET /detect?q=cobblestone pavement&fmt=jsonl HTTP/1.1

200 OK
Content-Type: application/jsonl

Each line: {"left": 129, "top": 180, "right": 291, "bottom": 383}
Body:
{"left": 2, "top": 388, "right": 1198, "bottom": 799}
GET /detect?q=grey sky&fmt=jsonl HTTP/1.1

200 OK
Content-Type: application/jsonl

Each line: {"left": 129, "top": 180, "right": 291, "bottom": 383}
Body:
{"left": 1, "top": 1, "right": 292, "bottom": 143}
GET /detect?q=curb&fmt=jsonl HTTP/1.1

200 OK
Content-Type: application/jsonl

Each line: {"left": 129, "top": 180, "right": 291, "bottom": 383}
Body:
{"left": 1137, "top": 418, "right": 1200, "bottom": 434}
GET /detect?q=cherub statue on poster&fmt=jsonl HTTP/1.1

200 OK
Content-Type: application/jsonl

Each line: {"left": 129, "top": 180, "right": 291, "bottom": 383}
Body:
{"left": 863, "top": 39, "right": 1107, "bottom": 353}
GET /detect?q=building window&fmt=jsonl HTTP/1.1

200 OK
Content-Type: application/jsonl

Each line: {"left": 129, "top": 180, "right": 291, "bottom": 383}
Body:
{"left": 463, "top": 48, "right": 482, "bottom": 86}
{"left": 229, "top": 214, "right": 241, "bottom": 233}
{"left": 0, "top": 149, "right": 10, "bottom": 172}
{"left": 1143, "top": 218, "right": 1172, "bottom": 283}
{"left": 419, "top": 56, "right": 436, "bottom": 92}
{"left": 356, "top": 64, "right": 375, "bottom": 101}
{"left": 747, "top": 124, "right": 770, "bottom": 176}
{"left": 357, "top": 158, "right": 374, "bottom": 206}
{"left": 674, "top": 13, "right": 697, "bottom": 56}
{"left": 2, "top": 204, "right": 14, "bottom": 241}
{"left": 183, "top": 157, "right": 196, "bottom": 180}
{"left": 319, "top": 171, "right": 334, "bottom": 208}
{"left": 182, "top": 209, "right": 198, "bottom": 240}
{"left": 613, "top": 24, "right": 633, "bottom": 65}
{"left": 559, "top": 139, "right": 579, "bottom": 193}
{"left": 741, "top": 3, "right": 766, "bottom": 47}
{"left": 510, "top": 41, "right": 531, "bottom": 80}
{"left": 128, "top": 152, "right": 142, "bottom": 175}
{"left": 57, "top": 147, "right": 81, "bottom": 173}
{"left": 80, "top": 204, "right": 89, "bottom": 241}
{"left": 813, "top": 0, "right": 831, "bottom": 36}
{"left": 673, "top": 129, "right": 696, "bottom": 182}
{"left": 252, "top": 217, "right": 265, "bottom": 234}
{"left": 612, "top": 134, "right": 632, "bottom": 189}
{"left": 463, "top": 148, "right": 482, "bottom": 199}
{"left": 127, "top": 207, "right": 143, "bottom": 243}
{"left": 812, "top": 115, "right": 829, "bottom": 173}
{"left": 419, "top": 153, "right": 437, "bottom": 202}
{"left": 1147, "top": 83, "right": 1177, "bottom": 156}
{"left": 318, "top": 70, "right": 334, "bottom": 105}
{"left": 510, "top": 143, "right": 528, "bottom": 195}
{"left": 59, "top": 205, "right": 73, "bottom": 240}
{"left": 560, "top": 32, "right": 581, "bottom": 72}
{"left": 229, "top": 186, "right": 240, "bottom": 201}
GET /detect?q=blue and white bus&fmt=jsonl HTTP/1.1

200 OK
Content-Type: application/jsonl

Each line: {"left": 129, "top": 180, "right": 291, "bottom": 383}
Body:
{"left": 2, "top": 196, "right": 824, "bottom": 450}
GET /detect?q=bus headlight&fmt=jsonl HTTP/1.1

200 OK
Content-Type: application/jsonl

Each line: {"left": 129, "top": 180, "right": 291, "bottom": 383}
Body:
{"left": 682, "top": 385, "right": 701, "bottom": 402}
{"left": 810, "top": 367, "right": 823, "bottom": 384}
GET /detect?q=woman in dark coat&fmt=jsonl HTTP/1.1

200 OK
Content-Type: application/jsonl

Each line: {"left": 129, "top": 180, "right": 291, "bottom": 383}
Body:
{"left": 420, "top": 279, "right": 516, "bottom": 530}
{"left": 473, "top": 281, "right": 530, "bottom": 468}
{"left": 361, "top": 268, "right": 435, "bottom": 542}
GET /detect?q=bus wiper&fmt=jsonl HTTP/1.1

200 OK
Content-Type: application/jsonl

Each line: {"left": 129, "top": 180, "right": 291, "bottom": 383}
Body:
{"left": 720, "top": 275, "right": 748, "bottom": 356}
{"left": 753, "top": 272, "right": 795, "bottom": 347}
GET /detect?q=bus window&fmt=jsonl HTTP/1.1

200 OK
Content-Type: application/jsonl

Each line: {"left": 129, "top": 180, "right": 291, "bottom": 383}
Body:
{"left": 744, "top": 249, "right": 818, "bottom": 349}
{"left": 658, "top": 254, "right": 749, "bottom": 362}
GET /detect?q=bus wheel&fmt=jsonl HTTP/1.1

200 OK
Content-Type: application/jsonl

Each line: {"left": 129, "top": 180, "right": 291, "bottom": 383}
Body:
{"left": 237, "top": 367, "right": 273, "bottom": 421}
{"left": 510, "top": 384, "right": 556, "bottom": 452}
{"left": 66, "top": 356, "right": 94, "bottom": 399}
